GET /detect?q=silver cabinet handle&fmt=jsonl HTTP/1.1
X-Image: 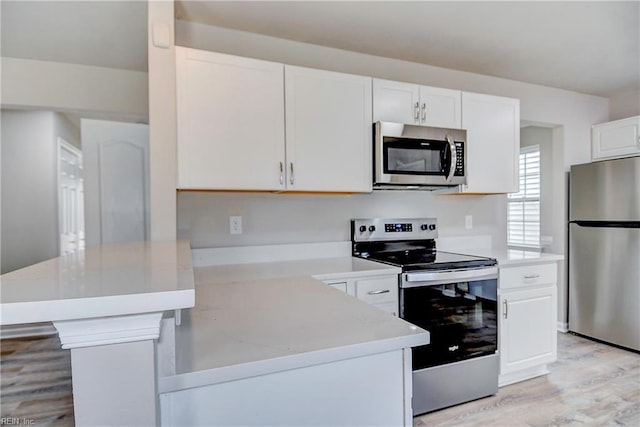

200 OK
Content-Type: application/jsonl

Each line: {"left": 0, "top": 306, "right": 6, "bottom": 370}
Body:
{"left": 289, "top": 162, "right": 294, "bottom": 185}
{"left": 503, "top": 300, "right": 508, "bottom": 319}
{"left": 414, "top": 102, "right": 420, "bottom": 123}
{"left": 367, "top": 289, "right": 391, "bottom": 295}
{"left": 524, "top": 274, "right": 540, "bottom": 279}
{"left": 421, "top": 103, "right": 426, "bottom": 122}
{"left": 279, "top": 162, "right": 284, "bottom": 185}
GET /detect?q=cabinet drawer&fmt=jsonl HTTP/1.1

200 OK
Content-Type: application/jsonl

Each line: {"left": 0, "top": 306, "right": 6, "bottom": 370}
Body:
{"left": 326, "top": 282, "right": 347, "bottom": 293}
{"left": 499, "top": 263, "right": 557, "bottom": 289}
{"left": 355, "top": 277, "right": 398, "bottom": 304}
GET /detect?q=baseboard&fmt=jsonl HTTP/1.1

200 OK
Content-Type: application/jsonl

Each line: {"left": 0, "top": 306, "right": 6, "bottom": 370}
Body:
{"left": 0, "top": 323, "right": 57, "bottom": 339}
{"left": 557, "top": 322, "right": 569, "bottom": 333}
{"left": 499, "top": 365, "right": 549, "bottom": 387}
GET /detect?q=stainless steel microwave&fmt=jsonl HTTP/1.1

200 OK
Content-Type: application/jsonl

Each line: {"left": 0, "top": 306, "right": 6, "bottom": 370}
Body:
{"left": 374, "top": 121, "right": 467, "bottom": 189}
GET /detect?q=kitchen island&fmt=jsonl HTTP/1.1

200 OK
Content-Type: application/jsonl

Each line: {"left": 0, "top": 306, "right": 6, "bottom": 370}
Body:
{"left": 1, "top": 241, "right": 429, "bottom": 426}
{"left": 159, "top": 254, "right": 429, "bottom": 426}
{"left": 0, "top": 240, "right": 196, "bottom": 426}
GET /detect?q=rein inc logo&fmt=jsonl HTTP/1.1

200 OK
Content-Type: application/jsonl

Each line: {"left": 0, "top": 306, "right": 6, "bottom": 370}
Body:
{"left": 1, "top": 418, "right": 35, "bottom": 426}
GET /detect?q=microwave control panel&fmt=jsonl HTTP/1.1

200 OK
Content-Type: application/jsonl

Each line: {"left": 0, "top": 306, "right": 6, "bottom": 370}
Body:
{"left": 454, "top": 142, "right": 465, "bottom": 176}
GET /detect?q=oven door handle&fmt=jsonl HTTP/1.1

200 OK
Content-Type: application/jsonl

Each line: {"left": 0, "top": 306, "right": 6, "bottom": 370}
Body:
{"left": 404, "top": 267, "right": 498, "bottom": 284}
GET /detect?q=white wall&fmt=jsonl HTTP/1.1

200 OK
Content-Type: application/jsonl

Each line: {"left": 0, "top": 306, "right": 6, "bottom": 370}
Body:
{"left": 1, "top": 57, "right": 149, "bottom": 123}
{"left": 609, "top": 89, "right": 640, "bottom": 121}
{"left": 520, "top": 126, "right": 554, "bottom": 245}
{"left": 1, "top": 110, "right": 81, "bottom": 273}
{"left": 2, "top": 111, "right": 55, "bottom": 272}
{"left": 178, "top": 191, "right": 504, "bottom": 249}
{"left": 520, "top": 126, "right": 568, "bottom": 326}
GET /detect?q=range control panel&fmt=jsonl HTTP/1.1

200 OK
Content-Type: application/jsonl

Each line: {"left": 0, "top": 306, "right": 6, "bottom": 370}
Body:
{"left": 351, "top": 218, "right": 438, "bottom": 242}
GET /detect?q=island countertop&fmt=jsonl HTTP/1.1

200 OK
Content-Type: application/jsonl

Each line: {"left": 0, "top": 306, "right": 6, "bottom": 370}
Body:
{"left": 0, "top": 241, "right": 195, "bottom": 325}
{"left": 158, "top": 260, "right": 427, "bottom": 393}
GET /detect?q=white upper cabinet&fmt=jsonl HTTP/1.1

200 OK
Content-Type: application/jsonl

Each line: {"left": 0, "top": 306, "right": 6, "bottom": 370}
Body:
{"left": 460, "top": 92, "right": 520, "bottom": 194}
{"left": 285, "top": 66, "right": 372, "bottom": 192}
{"left": 175, "top": 47, "right": 373, "bottom": 193}
{"left": 592, "top": 115, "right": 640, "bottom": 161}
{"left": 373, "top": 79, "right": 462, "bottom": 129}
{"left": 176, "top": 47, "right": 286, "bottom": 190}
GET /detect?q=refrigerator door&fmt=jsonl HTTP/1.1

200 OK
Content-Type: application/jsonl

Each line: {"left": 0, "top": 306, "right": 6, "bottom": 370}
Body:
{"left": 569, "top": 223, "right": 640, "bottom": 351}
{"left": 570, "top": 156, "right": 640, "bottom": 222}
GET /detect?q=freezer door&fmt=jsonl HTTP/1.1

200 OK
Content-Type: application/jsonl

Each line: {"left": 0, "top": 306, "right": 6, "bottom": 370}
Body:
{"left": 570, "top": 156, "right": 640, "bottom": 221}
{"left": 569, "top": 223, "right": 640, "bottom": 351}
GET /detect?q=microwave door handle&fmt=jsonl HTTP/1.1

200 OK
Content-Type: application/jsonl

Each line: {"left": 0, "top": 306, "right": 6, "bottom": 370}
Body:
{"left": 445, "top": 135, "right": 457, "bottom": 182}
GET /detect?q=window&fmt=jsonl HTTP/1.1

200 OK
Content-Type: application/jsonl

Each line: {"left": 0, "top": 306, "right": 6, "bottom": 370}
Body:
{"left": 508, "top": 145, "right": 540, "bottom": 249}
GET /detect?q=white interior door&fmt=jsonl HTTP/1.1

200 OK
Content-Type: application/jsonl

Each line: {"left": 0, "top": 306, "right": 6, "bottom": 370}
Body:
{"left": 58, "top": 138, "right": 85, "bottom": 255}
{"left": 82, "top": 119, "right": 150, "bottom": 246}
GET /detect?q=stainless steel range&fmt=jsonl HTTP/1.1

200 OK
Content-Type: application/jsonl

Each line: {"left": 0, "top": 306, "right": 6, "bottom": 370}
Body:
{"left": 351, "top": 218, "right": 499, "bottom": 415}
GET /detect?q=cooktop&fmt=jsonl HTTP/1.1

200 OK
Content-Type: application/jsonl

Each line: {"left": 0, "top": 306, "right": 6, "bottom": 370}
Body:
{"left": 351, "top": 217, "right": 497, "bottom": 271}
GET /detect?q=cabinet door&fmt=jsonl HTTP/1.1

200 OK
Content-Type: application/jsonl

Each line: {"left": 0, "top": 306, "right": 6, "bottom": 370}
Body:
{"left": 354, "top": 276, "right": 398, "bottom": 316}
{"left": 176, "top": 47, "right": 286, "bottom": 190}
{"left": 461, "top": 92, "right": 520, "bottom": 193}
{"left": 499, "top": 285, "right": 557, "bottom": 376}
{"left": 373, "top": 79, "right": 420, "bottom": 124}
{"left": 418, "top": 86, "right": 462, "bottom": 129}
{"left": 285, "top": 66, "right": 372, "bottom": 192}
{"left": 592, "top": 116, "right": 640, "bottom": 160}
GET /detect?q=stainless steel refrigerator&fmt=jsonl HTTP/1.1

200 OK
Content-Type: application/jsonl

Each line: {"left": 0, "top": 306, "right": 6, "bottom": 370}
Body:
{"left": 569, "top": 156, "right": 640, "bottom": 351}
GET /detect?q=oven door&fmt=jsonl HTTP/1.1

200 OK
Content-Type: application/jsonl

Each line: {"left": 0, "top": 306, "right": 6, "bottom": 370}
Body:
{"left": 400, "top": 269, "right": 498, "bottom": 370}
{"left": 374, "top": 121, "right": 466, "bottom": 187}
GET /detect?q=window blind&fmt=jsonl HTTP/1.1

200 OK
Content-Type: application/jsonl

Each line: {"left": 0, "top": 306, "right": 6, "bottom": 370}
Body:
{"left": 508, "top": 145, "right": 540, "bottom": 248}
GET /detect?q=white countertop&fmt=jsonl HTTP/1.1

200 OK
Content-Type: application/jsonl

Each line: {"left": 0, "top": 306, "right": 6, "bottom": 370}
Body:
{"left": 0, "top": 241, "right": 195, "bottom": 325}
{"left": 159, "top": 274, "right": 428, "bottom": 393}
{"left": 193, "top": 256, "right": 401, "bottom": 284}
{"left": 460, "top": 248, "right": 564, "bottom": 267}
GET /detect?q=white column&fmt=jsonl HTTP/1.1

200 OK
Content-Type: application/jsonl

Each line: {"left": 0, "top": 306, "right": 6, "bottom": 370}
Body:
{"left": 54, "top": 312, "right": 163, "bottom": 426}
{"left": 148, "top": 0, "right": 177, "bottom": 241}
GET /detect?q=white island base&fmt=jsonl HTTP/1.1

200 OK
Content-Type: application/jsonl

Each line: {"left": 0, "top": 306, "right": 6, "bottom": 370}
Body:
{"left": 161, "top": 349, "right": 412, "bottom": 426}
{"left": 0, "top": 241, "right": 196, "bottom": 427}
{"left": 158, "top": 272, "right": 428, "bottom": 426}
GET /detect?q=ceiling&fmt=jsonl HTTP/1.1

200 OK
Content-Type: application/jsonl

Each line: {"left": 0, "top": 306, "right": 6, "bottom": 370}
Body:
{"left": 2, "top": 1, "right": 638, "bottom": 98}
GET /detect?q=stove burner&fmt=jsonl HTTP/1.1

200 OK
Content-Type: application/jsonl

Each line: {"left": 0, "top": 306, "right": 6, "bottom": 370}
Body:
{"left": 373, "top": 250, "right": 436, "bottom": 265}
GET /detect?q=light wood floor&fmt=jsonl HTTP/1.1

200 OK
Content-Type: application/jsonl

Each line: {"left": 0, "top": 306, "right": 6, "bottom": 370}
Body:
{"left": 0, "top": 334, "right": 73, "bottom": 426}
{"left": 1, "top": 332, "right": 638, "bottom": 426}
{"left": 415, "top": 333, "right": 640, "bottom": 426}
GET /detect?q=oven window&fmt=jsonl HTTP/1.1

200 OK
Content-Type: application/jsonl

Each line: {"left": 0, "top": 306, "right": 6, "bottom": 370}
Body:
{"left": 401, "top": 279, "right": 497, "bottom": 370}
{"left": 383, "top": 137, "right": 448, "bottom": 175}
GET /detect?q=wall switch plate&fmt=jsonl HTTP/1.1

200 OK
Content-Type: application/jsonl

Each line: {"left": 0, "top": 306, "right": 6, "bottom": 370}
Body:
{"left": 229, "top": 216, "right": 242, "bottom": 234}
{"left": 465, "top": 215, "right": 473, "bottom": 230}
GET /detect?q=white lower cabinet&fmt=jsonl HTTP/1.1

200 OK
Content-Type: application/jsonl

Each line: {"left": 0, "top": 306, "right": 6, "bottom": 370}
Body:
{"left": 322, "top": 274, "right": 399, "bottom": 316}
{"left": 160, "top": 350, "right": 408, "bottom": 426}
{"left": 498, "top": 262, "right": 558, "bottom": 386}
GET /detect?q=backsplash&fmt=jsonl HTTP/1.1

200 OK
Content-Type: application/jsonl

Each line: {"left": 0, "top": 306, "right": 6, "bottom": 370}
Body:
{"left": 177, "top": 191, "right": 507, "bottom": 250}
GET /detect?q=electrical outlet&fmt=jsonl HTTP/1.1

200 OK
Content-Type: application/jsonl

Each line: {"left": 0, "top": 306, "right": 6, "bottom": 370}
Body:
{"left": 465, "top": 215, "right": 473, "bottom": 230}
{"left": 229, "top": 216, "right": 242, "bottom": 234}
